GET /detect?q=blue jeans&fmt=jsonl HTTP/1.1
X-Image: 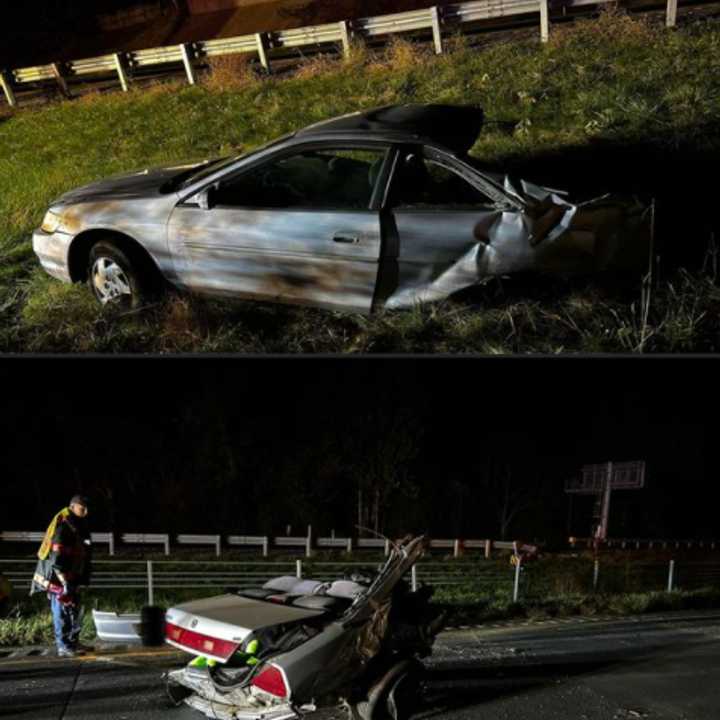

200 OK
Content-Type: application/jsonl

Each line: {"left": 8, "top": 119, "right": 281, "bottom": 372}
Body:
{"left": 49, "top": 593, "right": 81, "bottom": 651}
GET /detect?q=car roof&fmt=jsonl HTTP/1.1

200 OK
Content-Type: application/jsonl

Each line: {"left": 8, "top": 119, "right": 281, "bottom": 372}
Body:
{"left": 295, "top": 104, "right": 484, "bottom": 155}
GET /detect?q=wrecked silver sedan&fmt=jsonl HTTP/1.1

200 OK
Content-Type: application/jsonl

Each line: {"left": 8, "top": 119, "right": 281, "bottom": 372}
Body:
{"left": 163, "top": 536, "right": 443, "bottom": 720}
{"left": 33, "top": 104, "right": 649, "bottom": 312}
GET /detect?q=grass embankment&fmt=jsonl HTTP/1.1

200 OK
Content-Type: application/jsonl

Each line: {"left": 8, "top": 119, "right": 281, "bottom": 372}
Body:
{"left": 2, "top": 10, "right": 720, "bottom": 352}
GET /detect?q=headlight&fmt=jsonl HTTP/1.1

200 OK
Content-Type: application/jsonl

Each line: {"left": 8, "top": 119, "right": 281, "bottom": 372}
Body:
{"left": 40, "top": 209, "right": 62, "bottom": 234}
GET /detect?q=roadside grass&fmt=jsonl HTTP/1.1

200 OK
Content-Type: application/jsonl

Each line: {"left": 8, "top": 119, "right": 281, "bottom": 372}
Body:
{"left": 2, "top": 10, "right": 720, "bottom": 352}
{"left": 4, "top": 265, "right": 720, "bottom": 352}
{"left": 431, "top": 587, "right": 720, "bottom": 625}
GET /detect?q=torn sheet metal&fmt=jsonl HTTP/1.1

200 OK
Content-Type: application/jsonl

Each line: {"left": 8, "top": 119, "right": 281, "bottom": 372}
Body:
{"left": 383, "top": 173, "right": 650, "bottom": 310}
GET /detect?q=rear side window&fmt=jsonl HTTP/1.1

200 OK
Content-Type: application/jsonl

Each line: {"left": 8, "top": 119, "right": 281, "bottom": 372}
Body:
{"left": 389, "top": 153, "right": 495, "bottom": 209}
{"left": 213, "top": 148, "right": 387, "bottom": 210}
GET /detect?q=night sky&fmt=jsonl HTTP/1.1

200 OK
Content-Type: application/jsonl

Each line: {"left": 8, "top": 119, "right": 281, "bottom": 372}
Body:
{"left": 0, "top": 358, "right": 714, "bottom": 545}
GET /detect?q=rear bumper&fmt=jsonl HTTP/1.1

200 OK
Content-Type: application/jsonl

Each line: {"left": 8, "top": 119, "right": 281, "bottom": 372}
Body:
{"left": 32, "top": 228, "right": 72, "bottom": 283}
{"left": 92, "top": 609, "right": 142, "bottom": 643}
{"left": 167, "top": 666, "right": 299, "bottom": 720}
{"left": 185, "top": 693, "right": 299, "bottom": 720}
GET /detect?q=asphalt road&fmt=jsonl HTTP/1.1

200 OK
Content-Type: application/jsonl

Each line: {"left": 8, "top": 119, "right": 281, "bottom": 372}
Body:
{"left": 1, "top": 610, "right": 719, "bottom": 720}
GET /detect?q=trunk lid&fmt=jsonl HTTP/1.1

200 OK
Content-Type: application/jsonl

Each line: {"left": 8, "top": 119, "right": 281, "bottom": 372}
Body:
{"left": 165, "top": 594, "right": 326, "bottom": 662}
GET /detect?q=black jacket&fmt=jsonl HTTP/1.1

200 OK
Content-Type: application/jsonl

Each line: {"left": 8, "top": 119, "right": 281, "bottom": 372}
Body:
{"left": 31, "top": 512, "right": 92, "bottom": 596}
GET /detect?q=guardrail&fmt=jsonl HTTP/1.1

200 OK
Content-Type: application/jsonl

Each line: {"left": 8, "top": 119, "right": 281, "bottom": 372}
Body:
{"left": 569, "top": 537, "right": 719, "bottom": 551}
{"left": 177, "top": 534, "right": 221, "bottom": 557}
{"left": 317, "top": 537, "right": 354, "bottom": 552}
{"left": 226, "top": 535, "right": 269, "bottom": 556}
{"left": 121, "top": 533, "right": 170, "bottom": 555}
{"left": 0, "top": 531, "right": 115, "bottom": 554}
{"left": 0, "top": 531, "right": 509, "bottom": 558}
{"left": 0, "top": 0, "right": 694, "bottom": 108}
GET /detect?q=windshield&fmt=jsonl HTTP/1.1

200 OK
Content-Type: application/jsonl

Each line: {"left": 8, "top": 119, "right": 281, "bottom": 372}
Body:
{"left": 178, "top": 132, "right": 296, "bottom": 191}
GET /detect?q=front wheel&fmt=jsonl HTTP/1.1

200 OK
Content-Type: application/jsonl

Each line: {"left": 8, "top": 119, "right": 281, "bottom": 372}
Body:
{"left": 87, "top": 240, "right": 149, "bottom": 309}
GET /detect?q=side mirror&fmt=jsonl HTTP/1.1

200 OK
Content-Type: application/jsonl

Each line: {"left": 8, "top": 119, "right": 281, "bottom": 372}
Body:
{"left": 197, "top": 183, "right": 219, "bottom": 210}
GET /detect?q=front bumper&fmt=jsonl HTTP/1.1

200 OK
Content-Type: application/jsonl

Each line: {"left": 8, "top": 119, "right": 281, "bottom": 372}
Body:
{"left": 32, "top": 228, "right": 73, "bottom": 283}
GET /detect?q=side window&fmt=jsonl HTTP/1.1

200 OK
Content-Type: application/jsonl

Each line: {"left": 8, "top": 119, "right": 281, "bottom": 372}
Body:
{"left": 389, "top": 153, "right": 495, "bottom": 209}
{"left": 212, "top": 148, "right": 387, "bottom": 210}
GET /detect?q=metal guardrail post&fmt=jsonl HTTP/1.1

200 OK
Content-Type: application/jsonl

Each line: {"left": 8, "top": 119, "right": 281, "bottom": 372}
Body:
{"left": 539, "top": 0, "right": 550, "bottom": 43}
{"left": 147, "top": 560, "right": 154, "bottom": 605}
{"left": 667, "top": 559, "right": 675, "bottom": 591}
{"left": 263, "top": 536, "right": 269, "bottom": 557}
{"left": 108, "top": 533, "right": 115, "bottom": 556}
{"left": 0, "top": 70, "right": 17, "bottom": 107}
{"left": 255, "top": 33, "right": 271, "bottom": 73}
{"left": 384, "top": 539, "right": 390, "bottom": 557}
{"left": 430, "top": 6, "right": 443, "bottom": 54}
{"left": 485, "top": 539, "right": 492, "bottom": 559}
{"left": 411, "top": 565, "right": 418, "bottom": 592}
{"left": 339, "top": 21, "right": 351, "bottom": 57}
{"left": 180, "top": 43, "right": 197, "bottom": 85}
{"left": 164, "top": 536, "right": 170, "bottom": 556}
{"left": 346, "top": 537, "right": 352, "bottom": 553}
{"left": 113, "top": 53, "right": 130, "bottom": 92}
{"left": 51, "top": 62, "right": 71, "bottom": 98}
{"left": 666, "top": 0, "right": 678, "bottom": 27}
{"left": 296, "top": 559, "right": 302, "bottom": 579}
{"left": 513, "top": 556, "right": 522, "bottom": 602}
{"left": 215, "top": 535, "right": 221, "bottom": 557}
{"left": 593, "top": 559, "right": 600, "bottom": 591}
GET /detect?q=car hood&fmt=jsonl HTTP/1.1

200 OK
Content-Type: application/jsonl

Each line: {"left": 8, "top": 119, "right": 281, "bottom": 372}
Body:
{"left": 51, "top": 162, "right": 208, "bottom": 205}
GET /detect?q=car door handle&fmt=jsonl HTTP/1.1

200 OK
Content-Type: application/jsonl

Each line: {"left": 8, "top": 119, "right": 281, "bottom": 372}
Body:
{"left": 333, "top": 233, "right": 360, "bottom": 244}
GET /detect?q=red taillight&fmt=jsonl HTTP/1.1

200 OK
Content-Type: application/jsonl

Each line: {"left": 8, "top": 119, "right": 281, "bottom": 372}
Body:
{"left": 251, "top": 665, "right": 289, "bottom": 698}
{"left": 165, "top": 622, "right": 239, "bottom": 660}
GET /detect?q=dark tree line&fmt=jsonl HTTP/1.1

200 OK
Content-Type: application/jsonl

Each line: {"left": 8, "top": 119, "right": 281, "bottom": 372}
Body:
{"left": 0, "top": 360, "right": 714, "bottom": 543}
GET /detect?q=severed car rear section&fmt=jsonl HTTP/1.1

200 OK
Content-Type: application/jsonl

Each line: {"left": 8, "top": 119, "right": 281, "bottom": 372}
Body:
{"left": 164, "top": 536, "right": 444, "bottom": 720}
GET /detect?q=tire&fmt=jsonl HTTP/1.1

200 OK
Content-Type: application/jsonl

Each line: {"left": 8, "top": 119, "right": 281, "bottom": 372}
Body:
{"left": 386, "top": 667, "right": 422, "bottom": 720}
{"left": 87, "top": 240, "right": 151, "bottom": 309}
{"left": 349, "top": 659, "right": 423, "bottom": 720}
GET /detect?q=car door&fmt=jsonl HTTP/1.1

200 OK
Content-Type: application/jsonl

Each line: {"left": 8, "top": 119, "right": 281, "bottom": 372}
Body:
{"left": 167, "top": 144, "right": 392, "bottom": 313}
{"left": 374, "top": 146, "right": 531, "bottom": 309}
